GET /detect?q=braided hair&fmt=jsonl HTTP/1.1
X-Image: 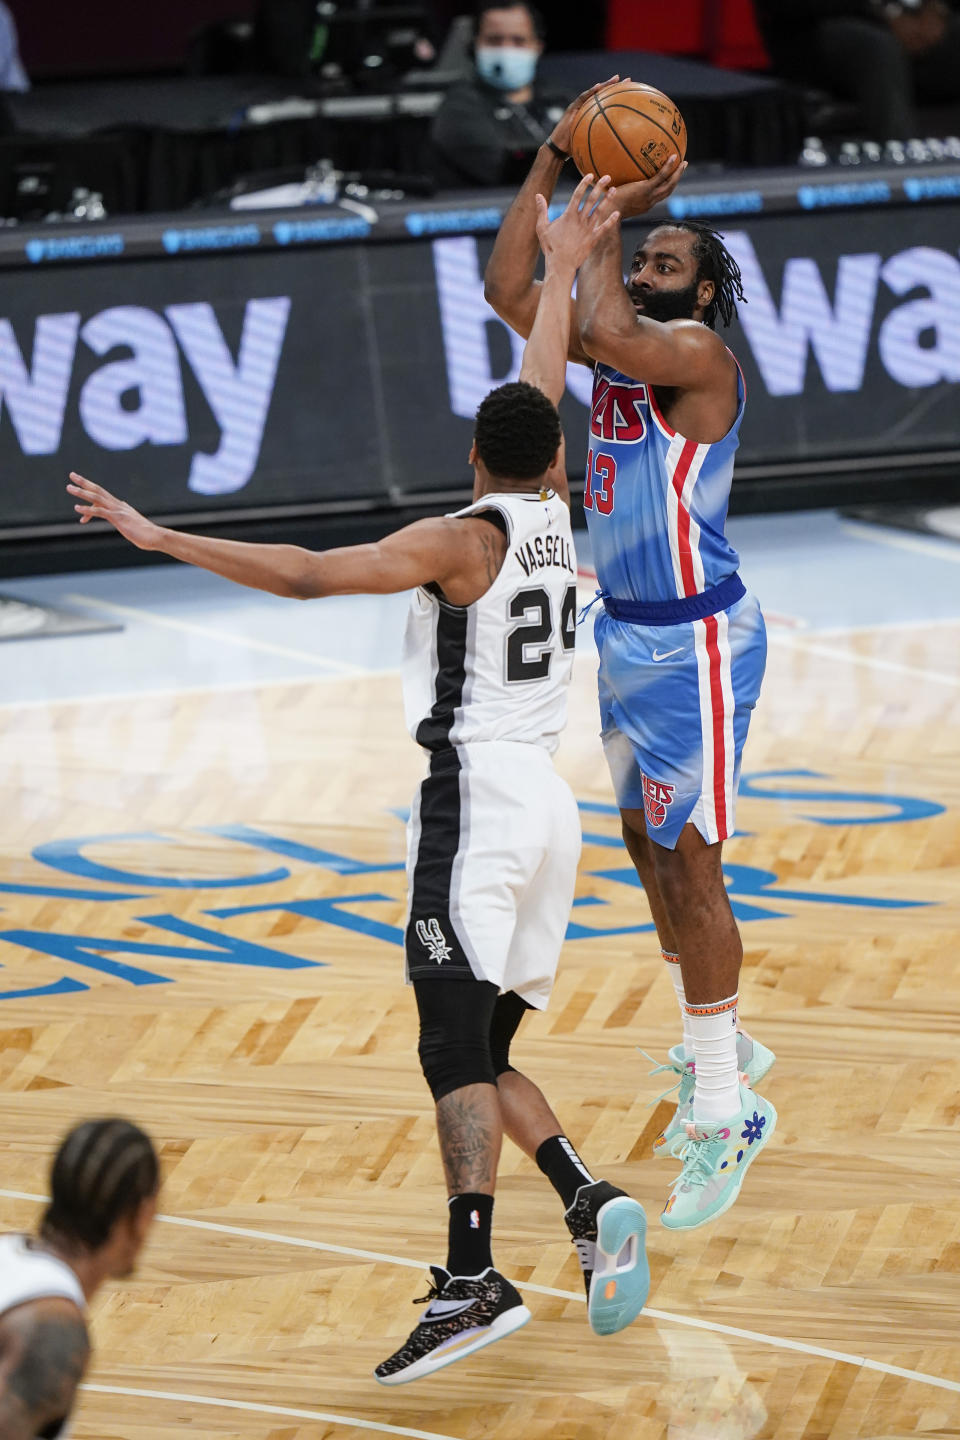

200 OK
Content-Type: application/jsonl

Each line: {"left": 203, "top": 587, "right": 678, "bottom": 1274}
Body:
{"left": 41, "top": 1118, "right": 159, "bottom": 1252}
{"left": 638, "top": 221, "right": 746, "bottom": 330}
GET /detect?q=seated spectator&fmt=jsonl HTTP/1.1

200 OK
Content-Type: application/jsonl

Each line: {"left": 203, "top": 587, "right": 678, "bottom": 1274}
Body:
{"left": 0, "top": 0, "right": 28, "bottom": 91}
{"left": 431, "top": 1, "right": 567, "bottom": 187}
{"left": 753, "top": 0, "right": 960, "bottom": 141}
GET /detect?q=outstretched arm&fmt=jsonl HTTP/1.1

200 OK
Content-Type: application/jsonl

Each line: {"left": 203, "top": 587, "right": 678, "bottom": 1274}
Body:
{"left": 483, "top": 79, "right": 617, "bottom": 361}
{"left": 0, "top": 1300, "right": 89, "bottom": 1440}
{"left": 518, "top": 174, "right": 620, "bottom": 405}
{"left": 67, "top": 474, "right": 498, "bottom": 604}
{"left": 515, "top": 175, "right": 620, "bottom": 507}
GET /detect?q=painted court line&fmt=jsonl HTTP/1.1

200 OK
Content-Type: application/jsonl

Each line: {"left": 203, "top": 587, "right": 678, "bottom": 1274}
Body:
{"left": 83, "top": 1385, "right": 460, "bottom": 1439}
{"left": 841, "top": 520, "right": 960, "bottom": 566}
{"left": 815, "top": 615, "right": 960, "bottom": 637}
{"left": 0, "top": 666, "right": 399, "bottom": 715}
{"left": 2, "top": 1189, "right": 957, "bottom": 1397}
{"left": 770, "top": 632, "right": 960, "bottom": 690}
{"left": 64, "top": 593, "right": 367, "bottom": 673}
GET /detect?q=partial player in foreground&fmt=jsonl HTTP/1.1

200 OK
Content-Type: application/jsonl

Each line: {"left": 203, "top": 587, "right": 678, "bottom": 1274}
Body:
{"left": 0, "top": 1118, "right": 159, "bottom": 1439}
{"left": 67, "top": 177, "right": 649, "bottom": 1386}
{"left": 486, "top": 93, "right": 777, "bottom": 1233}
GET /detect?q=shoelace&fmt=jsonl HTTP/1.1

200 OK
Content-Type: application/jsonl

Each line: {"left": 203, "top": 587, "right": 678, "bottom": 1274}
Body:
{"left": 667, "top": 1131, "right": 726, "bottom": 1187}
{"left": 637, "top": 1047, "right": 686, "bottom": 1108}
{"left": 413, "top": 1279, "right": 444, "bottom": 1306}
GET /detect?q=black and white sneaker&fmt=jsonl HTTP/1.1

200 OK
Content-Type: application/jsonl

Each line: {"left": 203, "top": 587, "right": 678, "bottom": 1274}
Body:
{"left": 374, "top": 1265, "right": 531, "bottom": 1385}
{"left": 564, "top": 1180, "right": 650, "bottom": 1336}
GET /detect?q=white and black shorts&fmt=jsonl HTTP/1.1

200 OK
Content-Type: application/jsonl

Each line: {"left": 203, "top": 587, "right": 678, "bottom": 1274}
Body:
{"left": 404, "top": 741, "right": 581, "bottom": 1009}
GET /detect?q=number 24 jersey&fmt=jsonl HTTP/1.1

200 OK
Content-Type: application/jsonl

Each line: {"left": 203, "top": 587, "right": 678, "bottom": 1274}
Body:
{"left": 402, "top": 490, "right": 576, "bottom": 755}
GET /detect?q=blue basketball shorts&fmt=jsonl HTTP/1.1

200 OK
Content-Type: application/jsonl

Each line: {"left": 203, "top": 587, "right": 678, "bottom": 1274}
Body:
{"left": 594, "top": 590, "right": 767, "bottom": 850}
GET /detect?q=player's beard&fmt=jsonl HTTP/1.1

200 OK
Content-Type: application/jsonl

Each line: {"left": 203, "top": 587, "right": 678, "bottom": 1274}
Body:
{"left": 632, "top": 279, "right": 700, "bottom": 323}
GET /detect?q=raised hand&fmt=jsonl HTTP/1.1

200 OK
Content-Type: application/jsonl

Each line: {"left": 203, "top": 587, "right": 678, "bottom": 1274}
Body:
{"left": 608, "top": 153, "right": 688, "bottom": 219}
{"left": 534, "top": 174, "right": 620, "bottom": 274}
{"left": 548, "top": 75, "right": 625, "bottom": 155}
{"left": 67, "top": 473, "right": 162, "bottom": 550}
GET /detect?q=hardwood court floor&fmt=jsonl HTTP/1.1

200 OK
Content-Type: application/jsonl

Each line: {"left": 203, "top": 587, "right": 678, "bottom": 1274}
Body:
{"left": 0, "top": 553, "right": 958, "bottom": 1439}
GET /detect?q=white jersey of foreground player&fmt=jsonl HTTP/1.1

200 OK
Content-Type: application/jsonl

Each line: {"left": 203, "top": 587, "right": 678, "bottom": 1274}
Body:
{"left": 0, "top": 1233, "right": 86, "bottom": 1439}
{"left": 402, "top": 489, "right": 577, "bottom": 755}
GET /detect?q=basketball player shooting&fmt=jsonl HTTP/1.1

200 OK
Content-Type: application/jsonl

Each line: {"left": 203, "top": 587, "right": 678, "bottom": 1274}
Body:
{"left": 485, "top": 93, "right": 777, "bottom": 1233}
{"left": 67, "top": 177, "right": 650, "bottom": 1384}
{"left": 0, "top": 1119, "right": 159, "bottom": 1439}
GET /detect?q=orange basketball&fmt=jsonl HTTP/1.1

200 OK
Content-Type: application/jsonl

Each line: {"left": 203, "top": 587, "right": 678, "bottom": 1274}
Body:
{"left": 570, "top": 81, "right": 687, "bottom": 185}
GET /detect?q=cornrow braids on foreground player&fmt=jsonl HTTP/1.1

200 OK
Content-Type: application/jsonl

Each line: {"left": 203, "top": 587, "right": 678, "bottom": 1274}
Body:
{"left": 41, "top": 1118, "right": 159, "bottom": 1251}
{"left": 474, "top": 381, "right": 562, "bottom": 481}
{"left": 635, "top": 221, "right": 746, "bottom": 330}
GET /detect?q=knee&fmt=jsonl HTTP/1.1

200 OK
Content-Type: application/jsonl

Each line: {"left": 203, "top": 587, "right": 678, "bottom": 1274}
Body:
{"left": 651, "top": 834, "right": 725, "bottom": 913}
{"left": 650, "top": 846, "right": 687, "bottom": 911}
{"left": 621, "top": 810, "right": 654, "bottom": 866}
{"left": 489, "top": 991, "right": 531, "bottom": 1077}
{"left": 418, "top": 1022, "right": 496, "bottom": 1102}
{"left": 416, "top": 983, "right": 498, "bottom": 1102}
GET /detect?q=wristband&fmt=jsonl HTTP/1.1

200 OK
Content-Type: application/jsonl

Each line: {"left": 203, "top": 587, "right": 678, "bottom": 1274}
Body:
{"left": 544, "top": 139, "right": 569, "bottom": 163}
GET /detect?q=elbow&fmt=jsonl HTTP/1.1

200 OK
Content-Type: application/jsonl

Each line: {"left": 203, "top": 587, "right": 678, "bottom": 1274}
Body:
{"left": 483, "top": 264, "right": 522, "bottom": 319}
{"left": 578, "top": 310, "right": 631, "bottom": 363}
{"left": 483, "top": 271, "right": 507, "bottom": 315}
{"left": 290, "top": 577, "right": 324, "bottom": 601}
{"left": 578, "top": 313, "right": 600, "bottom": 359}
{"left": 289, "top": 553, "right": 326, "bottom": 600}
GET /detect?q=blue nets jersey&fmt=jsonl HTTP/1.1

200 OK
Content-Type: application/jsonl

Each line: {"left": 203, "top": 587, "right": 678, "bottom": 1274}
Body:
{"left": 584, "top": 358, "right": 745, "bottom": 604}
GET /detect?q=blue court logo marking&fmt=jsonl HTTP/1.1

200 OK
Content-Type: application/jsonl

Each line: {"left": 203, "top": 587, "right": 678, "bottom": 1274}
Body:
{"left": 0, "top": 774, "right": 939, "bottom": 999}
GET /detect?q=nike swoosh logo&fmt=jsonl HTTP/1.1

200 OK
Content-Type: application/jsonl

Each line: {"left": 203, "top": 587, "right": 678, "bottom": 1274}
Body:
{"left": 652, "top": 647, "right": 684, "bottom": 662}
{"left": 423, "top": 1298, "right": 477, "bottom": 1320}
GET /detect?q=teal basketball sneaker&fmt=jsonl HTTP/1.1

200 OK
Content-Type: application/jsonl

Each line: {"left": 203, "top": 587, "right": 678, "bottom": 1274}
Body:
{"left": 646, "top": 1027, "right": 777, "bottom": 1157}
{"left": 660, "top": 1084, "right": 777, "bottom": 1231}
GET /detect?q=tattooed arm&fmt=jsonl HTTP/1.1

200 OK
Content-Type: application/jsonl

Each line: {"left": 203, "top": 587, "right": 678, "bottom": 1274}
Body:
{"left": 0, "top": 1299, "right": 90, "bottom": 1440}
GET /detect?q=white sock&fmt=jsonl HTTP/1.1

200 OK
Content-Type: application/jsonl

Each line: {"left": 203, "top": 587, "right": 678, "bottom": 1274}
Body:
{"left": 662, "top": 950, "right": 694, "bottom": 1060}
{"left": 685, "top": 993, "right": 740, "bottom": 1123}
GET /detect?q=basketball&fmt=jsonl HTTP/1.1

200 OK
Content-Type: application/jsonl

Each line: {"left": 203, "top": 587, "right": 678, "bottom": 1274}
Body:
{"left": 570, "top": 81, "right": 687, "bottom": 185}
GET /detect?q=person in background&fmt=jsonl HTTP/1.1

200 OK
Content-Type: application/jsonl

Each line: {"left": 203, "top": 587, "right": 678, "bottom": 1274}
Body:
{"left": 431, "top": 1, "right": 567, "bottom": 186}
{"left": 0, "top": 1119, "right": 159, "bottom": 1439}
{"left": 0, "top": 0, "right": 28, "bottom": 91}
{"left": 753, "top": 0, "right": 960, "bottom": 141}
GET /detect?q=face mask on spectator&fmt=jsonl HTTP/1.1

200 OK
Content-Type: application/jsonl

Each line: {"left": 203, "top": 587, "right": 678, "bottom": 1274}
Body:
{"left": 475, "top": 47, "right": 539, "bottom": 91}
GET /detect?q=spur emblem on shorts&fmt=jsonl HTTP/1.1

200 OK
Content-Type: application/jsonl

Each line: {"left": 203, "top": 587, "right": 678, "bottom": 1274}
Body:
{"left": 642, "top": 773, "right": 675, "bottom": 829}
{"left": 416, "top": 918, "right": 453, "bottom": 964}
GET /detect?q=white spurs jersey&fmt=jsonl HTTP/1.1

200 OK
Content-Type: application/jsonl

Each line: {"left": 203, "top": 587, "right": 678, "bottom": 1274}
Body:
{"left": 402, "top": 490, "right": 577, "bottom": 754}
{"left": 0, "top": 1234, "right": 85, "bottom": 1439}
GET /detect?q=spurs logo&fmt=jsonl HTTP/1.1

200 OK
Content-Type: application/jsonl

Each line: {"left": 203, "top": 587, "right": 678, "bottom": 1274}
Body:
{"left": 416, "top": 917, "right": 453, "bottom": 964}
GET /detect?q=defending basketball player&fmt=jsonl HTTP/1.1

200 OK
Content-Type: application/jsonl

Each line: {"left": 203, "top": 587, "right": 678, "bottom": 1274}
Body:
{"left": 0, "top": 1119, "right": 159, "bottom": 1439}
{"left": 67, "top": 177, "right": 651, "bottom": 1384}
{"left": 485, "top": 98, "right": 777, "bottom": 1232}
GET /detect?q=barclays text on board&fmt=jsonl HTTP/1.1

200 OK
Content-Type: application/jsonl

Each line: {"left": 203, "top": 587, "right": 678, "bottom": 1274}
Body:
{"left": 1, "top": 203, "right": 959, "bottom": 530}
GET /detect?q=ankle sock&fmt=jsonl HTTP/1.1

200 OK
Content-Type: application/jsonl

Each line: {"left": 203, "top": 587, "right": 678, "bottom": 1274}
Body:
{"left": 685, "top": 993, "right": 740, "bottom": 1123}
{"left": 535, "top": 1134, "right": 596, "bottom": 1211}
{"left": 446, "top": 1192, "right": 494, "bottom": 1277}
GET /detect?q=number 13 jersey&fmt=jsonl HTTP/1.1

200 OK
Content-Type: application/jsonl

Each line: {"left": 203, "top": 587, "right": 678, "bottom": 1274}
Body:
{"left": 586, "top": 360, "right": 745, "bottom": 603}
{"left": 402, "top": 490, "right": 577, "bottom": 755}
